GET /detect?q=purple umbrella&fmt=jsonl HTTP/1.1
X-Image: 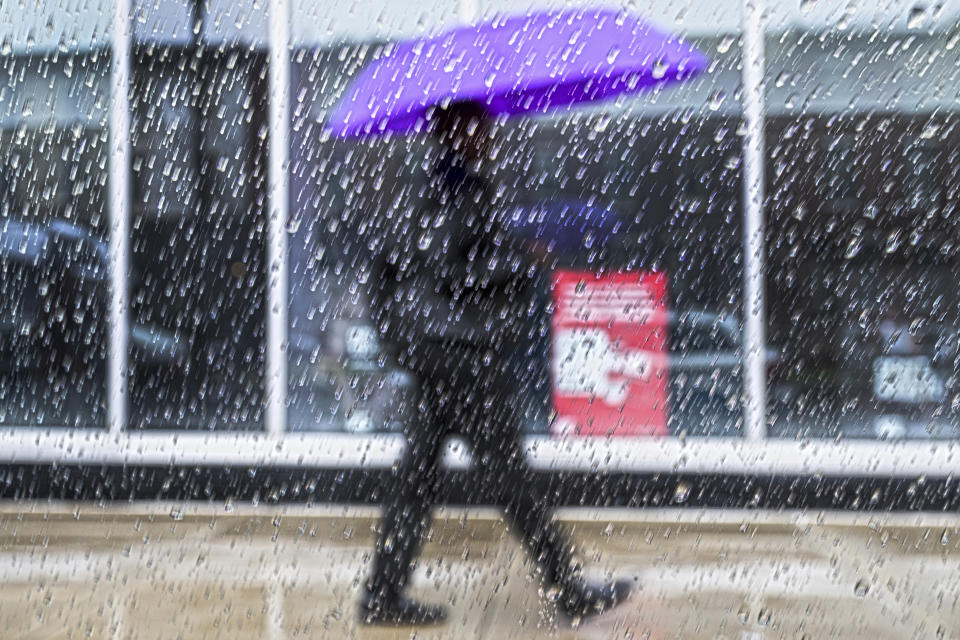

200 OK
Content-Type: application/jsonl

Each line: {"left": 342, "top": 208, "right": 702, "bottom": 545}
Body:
{"left": 327, "top": 7, "right": 709, "bottom": 138}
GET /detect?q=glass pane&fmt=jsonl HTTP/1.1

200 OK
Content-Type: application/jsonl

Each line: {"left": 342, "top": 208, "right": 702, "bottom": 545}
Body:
{"left": 288, "top": 2, "right": 746, "bottom": 438}
{"left": 287, "top": 0, "right": 461, "bottom": 433}
{"left": 0, "top": 2, "right": 111, "bottom": 427}
{"left": 127, "top": 0, "right": 266, "bottom": 430}
{"left": 765, "top": 3, "right": 960, "bottom": 440}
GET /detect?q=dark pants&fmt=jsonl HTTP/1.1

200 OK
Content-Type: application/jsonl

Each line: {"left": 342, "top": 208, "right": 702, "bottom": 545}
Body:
{"left": 366, "top": 338, "right": 577, "bottom": 602}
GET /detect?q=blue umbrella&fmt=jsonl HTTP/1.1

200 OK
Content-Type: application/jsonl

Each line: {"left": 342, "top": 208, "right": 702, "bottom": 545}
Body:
{"left": 503, "top": 199, "right": 623, "bottom": 257}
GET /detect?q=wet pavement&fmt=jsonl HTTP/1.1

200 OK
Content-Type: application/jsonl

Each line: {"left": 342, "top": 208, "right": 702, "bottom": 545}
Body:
{"left": 1, "top": 504, "right": 958, "bottom": 639}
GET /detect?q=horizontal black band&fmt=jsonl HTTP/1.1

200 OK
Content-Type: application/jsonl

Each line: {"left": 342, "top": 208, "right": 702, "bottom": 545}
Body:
{"left": 0, "top": 465, "right": 954, "bottom": 511}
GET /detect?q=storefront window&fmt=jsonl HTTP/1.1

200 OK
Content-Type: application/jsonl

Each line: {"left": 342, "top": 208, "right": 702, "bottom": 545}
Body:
{"left": 765, "top": 5, "right": 960, "bottom": 440}
{"left": 1, "top": 0, "right": 958, "bottom": 449}
{"left": 287, "top": 1, "right": 746, "bottom": 437}
{"left": 126, "top": 0, "right": 268, "bottom": 430}
{"left": 286, "top": 1, "right": 462, "bottom": 433}
{"left": 0, "top": 2, "right": 111, "bottom": 427}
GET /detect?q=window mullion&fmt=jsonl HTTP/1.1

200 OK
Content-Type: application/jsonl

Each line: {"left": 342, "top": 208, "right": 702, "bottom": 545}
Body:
{"left": 741, "top": 0, "right": 768, "bottom": 441}
{"left": 267, "top": 0, "right": 291, "bottom": 435}
{"left": 108, "top": 0, "right": 133, "bottom": 435}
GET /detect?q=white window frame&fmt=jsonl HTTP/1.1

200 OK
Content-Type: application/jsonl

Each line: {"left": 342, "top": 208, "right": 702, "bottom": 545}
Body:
{"left": 1, "top": 0, "right": 957, "bottom": 479}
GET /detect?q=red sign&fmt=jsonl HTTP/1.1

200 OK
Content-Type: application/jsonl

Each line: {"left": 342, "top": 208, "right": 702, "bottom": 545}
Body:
{"left": 550, "top": 270, "right": 669, "bottom": 437}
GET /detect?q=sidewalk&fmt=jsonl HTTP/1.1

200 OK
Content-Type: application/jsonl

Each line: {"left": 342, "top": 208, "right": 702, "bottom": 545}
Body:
{"left": 1, "top": 503, "right": 958, "bottom": 639}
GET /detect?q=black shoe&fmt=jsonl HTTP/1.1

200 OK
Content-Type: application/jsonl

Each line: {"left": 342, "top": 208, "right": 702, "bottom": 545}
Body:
{"left": 358, "top": 593, "right": 449, "bottom": 626}
{"left": 558, "top": 578, "right": 633, "bottom": 622}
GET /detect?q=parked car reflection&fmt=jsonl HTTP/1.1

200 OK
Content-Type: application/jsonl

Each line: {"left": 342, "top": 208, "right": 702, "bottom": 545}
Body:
{"left": 836, "top": 312, "right": 960, "bottom": 439}
{"left": 666, "top": 309, "right": 780, "bottom": 437}
{"left": 0, "top": 219, "right": 195, "bottom": 419}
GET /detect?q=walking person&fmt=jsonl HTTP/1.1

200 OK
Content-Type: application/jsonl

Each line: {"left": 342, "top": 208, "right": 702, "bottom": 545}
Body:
{"left": 324, "top": 7, "right": 708, "bottom": 627}
{"left": 359, "top": 100, "right": 632, "bottom": 626}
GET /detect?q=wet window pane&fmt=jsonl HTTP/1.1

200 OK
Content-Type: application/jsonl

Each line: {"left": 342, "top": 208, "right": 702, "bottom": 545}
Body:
{"left": 287, "top": 45, "right": 429, "bottom": 433}
{"left": 288, "top": 3, "right": 746, "bottom": 437}
{"left": 0, "top": 2, "right": 111, "bottom": 427}
{"left": 127, "top": 0, "right": 266, "bottom": 430}
{"left": 765, "top": 4, "right": 960, "bottom": 440}
{"left": 286, "top": 2, "right": 466, "bottom": 434}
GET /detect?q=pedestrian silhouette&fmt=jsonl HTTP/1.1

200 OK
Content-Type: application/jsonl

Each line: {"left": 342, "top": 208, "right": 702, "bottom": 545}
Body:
{"left": 361, "top": 101, "right": 632, "bottom": 626}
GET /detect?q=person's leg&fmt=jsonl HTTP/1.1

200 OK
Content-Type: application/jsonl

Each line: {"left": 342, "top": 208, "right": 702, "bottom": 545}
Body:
{"left": 467, "top": 348, "right": 632, "bottom": 620}
{"left": 362, "top": 341, "right": 456, "bottom": 624}
{"left": 464, "top": 348, "right": 580, "bottom": 587}
{"left": 366, "top": 383, "right": 445, "bottom": 603}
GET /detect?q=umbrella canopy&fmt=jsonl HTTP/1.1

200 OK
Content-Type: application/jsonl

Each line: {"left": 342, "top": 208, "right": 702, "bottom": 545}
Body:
{"left": 327, "top": 7, "right": 709, "bottom": 138}
{"left": 504, "top": 199, "right": 622, "bottom": 255}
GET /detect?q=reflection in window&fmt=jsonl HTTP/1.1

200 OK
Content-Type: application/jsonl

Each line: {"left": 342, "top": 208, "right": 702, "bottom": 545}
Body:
{"left": 0, "top": 40, "right": 110, "bottom": 427}
{"left": 127, "top": 1, "right": 267, "bottom": 430}
{"left": 768, "top": 113, "right": 960, "bottom": 439}
{"left": 288, "top": 36, "right": 747, "bottom": 437}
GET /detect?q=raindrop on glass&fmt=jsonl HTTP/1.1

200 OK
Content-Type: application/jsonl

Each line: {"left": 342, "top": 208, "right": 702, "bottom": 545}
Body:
{"left": 651, "top": 60, "right": 667, "bottom": 80}
{"left": 854, "top": 579, "right": 870, "bottom": 598}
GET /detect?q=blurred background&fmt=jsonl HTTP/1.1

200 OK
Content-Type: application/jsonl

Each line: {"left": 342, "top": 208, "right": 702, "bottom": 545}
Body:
{"left": 4, "top": 0, "right": 960, "bottom": 441}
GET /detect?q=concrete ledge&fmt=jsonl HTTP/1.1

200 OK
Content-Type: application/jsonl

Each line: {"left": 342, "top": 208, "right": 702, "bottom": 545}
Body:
{"left": 2, "top": 502, "right": 959, "bottom": 550}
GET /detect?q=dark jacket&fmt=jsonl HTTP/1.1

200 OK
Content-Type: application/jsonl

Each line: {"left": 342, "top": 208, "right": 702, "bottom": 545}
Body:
{"left": 370, "top": 154, "right": 543, "bottom": 353}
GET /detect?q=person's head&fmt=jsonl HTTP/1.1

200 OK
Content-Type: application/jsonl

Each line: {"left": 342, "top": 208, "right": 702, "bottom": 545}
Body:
{"left": 430, "top": 100, "right": 492, "bottom": 164}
